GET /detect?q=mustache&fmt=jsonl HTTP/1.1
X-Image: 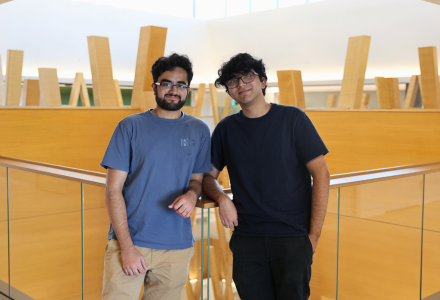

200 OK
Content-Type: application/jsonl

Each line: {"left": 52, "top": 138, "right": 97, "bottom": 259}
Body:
{"left": 164, "top": 93, "right": 181, "bottom": 100}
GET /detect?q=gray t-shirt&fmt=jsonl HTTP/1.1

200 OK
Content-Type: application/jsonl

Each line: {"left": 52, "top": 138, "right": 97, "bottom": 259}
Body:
{"left": 101, "top": 110, "right": 212, "bottom": 250}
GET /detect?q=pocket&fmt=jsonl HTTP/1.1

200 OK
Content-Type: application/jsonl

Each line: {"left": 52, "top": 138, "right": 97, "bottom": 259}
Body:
{"left": 306, "top": 236, "right": 314, "bottom": 254}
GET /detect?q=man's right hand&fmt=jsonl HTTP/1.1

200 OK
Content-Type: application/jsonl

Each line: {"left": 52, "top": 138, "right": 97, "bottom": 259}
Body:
{"left": 121, "top": 246, "right": 148, "bottom": 276}
{"left": 218, "top": 195, "right": 238, "bottom": 229}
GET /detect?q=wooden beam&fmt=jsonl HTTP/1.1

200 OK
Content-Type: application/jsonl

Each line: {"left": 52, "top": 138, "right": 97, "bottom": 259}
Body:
{"left": 69, "top": 73, "right": 90, "bottom": 107}
{"left": 375, "top": 77, "right": 401, "bottom": 109}
{"left": 326, "top": 94, "right": 338, "bottom": 108}
{"left": 131, "top": 26, "right": 167, "bottom": 108}
{"left": 361, "top": 93, "right": 370, "bottom": 109}
{"left": 418, "top": 46, "right": 440, "bottom": 108}
{"left": 194, "top": 83, "right": 205, "bottom": 118}
{"left": 20, "top": 79, "right": 40, "bottom": 106}
{"left": 5, "top": 49, "right": 24, "bottom": 106}
{"left": 403, "top": 75, "right": 420, "bottom": 109}
{"left": 339, "top": 36, "right": 371, "bottom": 109}
{"left": 38, "top": 68, "right": 62, "bottom": 106}
{"left": 423, "top": 0, "right": 440, "bottom": 5}
{"left": 140, "top": 91, "right": 156, "bottom": 112}
{"left": 209, "top": 83, "right": 221, "bottom": 125}
{"left": 114, "top": 79, "right": 124, "bottom": 107}
{"left": 276, "top": 70, "right": 306, "bottom": 109}
{"left": 222, "top": 95, "right": 232, "bottom": 119}
{"left": 0, "top": 54, "right": 5, "bottom": 106}
{"left": 0, "top": 0, "right": 13, "bottom": 4}
{"left": 87, "top": 36, "right": 118, "bottom": 107}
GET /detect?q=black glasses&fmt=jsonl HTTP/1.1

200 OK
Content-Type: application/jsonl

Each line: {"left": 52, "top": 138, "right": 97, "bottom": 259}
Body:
{"left": 155, "top": 82, "right": 189, "bottom": 93}
{"left": 225, "top": 72, "right": 259, "bottom": 89}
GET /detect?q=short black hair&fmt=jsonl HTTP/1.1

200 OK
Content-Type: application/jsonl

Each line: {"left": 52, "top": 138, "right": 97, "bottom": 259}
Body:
{"left": 151, "top": 53, "right": 193, "bottom": 85}
{"left": 215, "top": 53, "right": 267, "bottom": 96}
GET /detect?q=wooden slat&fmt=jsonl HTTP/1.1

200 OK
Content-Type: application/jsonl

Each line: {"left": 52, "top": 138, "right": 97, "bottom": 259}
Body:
{"left": 404, "top": 75, "right": 420, "bottom": 108}
{"left": 209, "top": 246, "right": 223, "bottom": 300}
{"left": 209, "top": 83, "right": 221, "bottom": 125}
{"left": 375, "top": 77, "right": 401, "bottom": 109}
{"left": 69, "top": 72, "right": 90, "bottom": 107}
{"left": 131, "top": 26, "right": 167, "bottom": 108}
{"left": 181, "top": 106, "right": 196, "bottom": 116}
{"left": 418, "top": 47, "right": 440, "bottom": 108}
{"left": 326, "top": 94, "right": 338, "bottom": 108}
{"left": 114, "top": 79, "right": 124, "bottom": 107}
{"left": 21, "top": 79, "right": 40, "bottom": 106}
{"left": 339, "top": 36, "right": 371, "bottom": 109}
{"left": 222, "top": 95, "right": 232, "bottom": 119}
{"left": 276, "top": 70, "right": 306, "bottom": 109}
{"left": 140, "top": 91, "right": 156, "bottom": 111}
{"left": 87, "top": 36, "right": 118, "bottom": 107}
{"left": 195, "top": 83, "right": 205, "bottom": 118}
{"left": 38, "top": 68, "right": 62, "bottom": 106}
{"left": 5, "top": 49, "right": 24, "bottom": 106}
{"left": 361, "top": 93, "right": 370, "bottom": 109}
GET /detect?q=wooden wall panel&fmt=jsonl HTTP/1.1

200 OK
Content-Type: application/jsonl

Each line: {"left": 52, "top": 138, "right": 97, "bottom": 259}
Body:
{"left": 20, "top": 79, "right": 40, "bottom": 106}
{"left": 361, "top": 93, "right": 370, "bottom": 108}
{"left": 131, "top": 26, "right": 167, "bottom": 108}
{"left": 87, "top": 36, "right": 118, "bottom": 107}
{"left": 0, "top": 54, "right": 5, "bottom": 106}
{"left": 5, "top": 50, "right": 24, "bottom": 106}
{"left": 403, "top": 75, "right": 419, "bottom": 109}
{"left": 69, "top": 73, "right": 90, "bottom": 107}
{"left": 418, "top": 47, "right": 440, "bottom": 109}
{"left": 276, "top": 70, "right": 306, "bottom": 109}
{"left": 339, "top": 36, "right": 371, "bottom": 109}
{"left": 375, "top": 77, "right": 401, "bottom": 109}
{"left": 38, "top": 68, "right": 62, "bottom": 106}
{"left": 326, "top": 94, "right": 338, "bottom": 108}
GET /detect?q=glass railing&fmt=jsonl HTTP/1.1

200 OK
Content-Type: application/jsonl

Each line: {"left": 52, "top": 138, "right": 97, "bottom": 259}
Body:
{"left": 0, "top": 156, "right": 439, "bottom": 300}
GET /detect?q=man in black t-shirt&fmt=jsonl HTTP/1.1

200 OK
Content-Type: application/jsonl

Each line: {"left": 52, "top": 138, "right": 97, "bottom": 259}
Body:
{"left": 202, "top": 53, "right": 330, "bottom": 300}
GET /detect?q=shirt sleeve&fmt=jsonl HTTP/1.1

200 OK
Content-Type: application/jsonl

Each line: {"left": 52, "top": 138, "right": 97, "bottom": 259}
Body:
{"left": 192, "top": 124, "right": 213, "bottom": 174}
{"left": 100, "top": 121, "right": 132, "bottom": 172}
{"left": 294, "top": 109, "right": 329, "bottom": 164}
{"left": 211, "top": 122, "right": 226, "bottom": 172}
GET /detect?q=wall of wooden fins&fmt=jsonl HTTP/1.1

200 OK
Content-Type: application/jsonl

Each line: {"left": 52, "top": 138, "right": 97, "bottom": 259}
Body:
{"left": 418, "top": 46, "right": 440, "bottom": 108}
{"left": 326, "top": 94, "right": 338, "bottom": 108}
{"left": 38, "top": 68, "right": 62, "bottom": 106}
{"left": 209, "top": 83, "right": 221, "bottom": 125}
{"left": 222, "top": 95, "right": 232, "bottom": 119}
{"left": 361, "top": 93, "right": 371, "bottom": 109}
{"left": 404, "top": 75, "right": 420, "bottom": 108}
{"left": 21, "top": 79, "right": 40, "bottom": 106}
{"left": 114, "top": 79, "right": 124, "bottom": 107}
{"left": 5, "top": 49, "right": 24, "bottom": 106}
{"left": 195, "top": 83, "right": 205, "bottom": 118}
{"left": 276, "top": 70, "right": 306, "bottom": 109}
{"left": 375, "top": 77, "right": 401, "bottom": 109}
{"left": 69, "top": 72, "right": 90, "bottom": 107}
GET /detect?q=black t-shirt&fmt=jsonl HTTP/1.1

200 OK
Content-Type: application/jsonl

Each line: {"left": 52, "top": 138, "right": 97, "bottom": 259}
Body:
{"left": 211, "top": 103, "right": 329, "bottom": 237}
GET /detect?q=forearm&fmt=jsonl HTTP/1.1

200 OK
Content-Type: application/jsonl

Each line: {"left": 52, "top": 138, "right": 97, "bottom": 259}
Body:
{"left": 202, "top": 174, "right": 230, "bottom": 204}
{"left": 186, "top": 179, "right": 202, "bottom": 200}
{"left": 106, "top": 189, "right": 134, "bottom": 251}
{"left": 309, "top": 175, "right": 330, "bottom": 238}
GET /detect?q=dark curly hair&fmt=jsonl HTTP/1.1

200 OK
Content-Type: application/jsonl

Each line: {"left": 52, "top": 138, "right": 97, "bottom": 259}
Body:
{"left": 215, "top": 53, "right": 267, "bottom": 96}
{"left": 151, "top": 53, "right": 193, "bottom": 85}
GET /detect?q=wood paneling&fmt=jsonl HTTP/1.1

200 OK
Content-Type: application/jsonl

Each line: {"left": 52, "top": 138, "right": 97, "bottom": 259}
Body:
{"left": 404, "top": 75, "right": 419, "bottom": 109}
{"left": 5, "top": 50, "right": 24, "bottom": 106}
{"left": 131, "top": 26, "right": 167, "bottom": 108}
{"left": 276, "top": 70, "right": 306, "bottom": 109}
{"left": 326, "top": 94, "right": 337, "bottom": 108}
{"left": 339, "top": 36, "right": 371, "bottom": 109}
{"left": 0, "top": 54, "right": 5, "bottom": 106}
{"left": 114, "top": 79, "right": 124, "bottom": 107}
{"left": 38, "top": 68, "right": 62, "bottom": 106}
{"left": 21, "top": 79, "right": 40, "bottom": 106}
{"left": 361, "top": 93, "right": 370, "bottom": 109}
{"left": 375, "top": 77, "right": 401, "bottom": 109}
{"left": 209, "top": 83, "right": 220, "bottom": 125}
{"left": 418, "top": 47, "right": 440, "bottom": 108}
{"left": 69, "top": 73, "right": 90, "bottom": 107}
{"left": 87, "top": 36, "right": 118, "bottom": 107}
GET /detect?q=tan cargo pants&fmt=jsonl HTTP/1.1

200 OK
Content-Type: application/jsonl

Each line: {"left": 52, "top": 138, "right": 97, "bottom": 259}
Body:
{"left": 102, "top": 239, "right": 194, "bottom": 300}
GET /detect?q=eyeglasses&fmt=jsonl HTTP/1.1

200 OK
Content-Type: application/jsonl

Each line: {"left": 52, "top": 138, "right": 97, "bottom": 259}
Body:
{"left": 225, "top": 72, "right": 259, "bottom": 89}
{"left": 155, "top": 82, "right": 189, "bottom": 93}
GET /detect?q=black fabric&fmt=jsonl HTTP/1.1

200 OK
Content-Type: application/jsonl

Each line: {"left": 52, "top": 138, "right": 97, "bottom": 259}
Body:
{"left": 229, "top": 235, "right": 313, "bottom": 300}
{"left": 211, "top": 104, "right": 328, "bottom": 237}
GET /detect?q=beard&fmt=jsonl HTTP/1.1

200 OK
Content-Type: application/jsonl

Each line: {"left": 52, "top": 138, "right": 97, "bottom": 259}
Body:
{"left": 155, "top": 93, "right": 187, "bottom": 111}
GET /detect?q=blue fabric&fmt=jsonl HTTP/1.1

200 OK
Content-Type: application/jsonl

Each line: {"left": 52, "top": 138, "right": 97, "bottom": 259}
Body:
{"left": 211, "top": 104, "right": 328, "bottom": 237}
{"left": 101, "top": 110, "right": 212, "bottom": 250}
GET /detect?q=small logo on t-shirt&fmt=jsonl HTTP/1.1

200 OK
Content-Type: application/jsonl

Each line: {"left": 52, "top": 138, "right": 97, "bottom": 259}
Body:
{"left": 181, "top": 138, "right": 195, "bottom": 147}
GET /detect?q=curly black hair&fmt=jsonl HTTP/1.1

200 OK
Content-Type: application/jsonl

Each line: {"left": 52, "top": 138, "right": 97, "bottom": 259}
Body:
{"left": 151, "top": 53, "right": 193, "bottom": 85}
{"left": 215, "top": 53, "right": 267, "bottom": 96}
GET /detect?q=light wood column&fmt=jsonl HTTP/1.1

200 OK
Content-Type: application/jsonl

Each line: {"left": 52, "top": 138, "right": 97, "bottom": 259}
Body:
{"left": 131, "top": 26, "right": 167, "bottom": 109}
{"left": 326, "top": 94, "right": 338, "bottom": 108}
{"left": 339, "top": 36, "right": 371, "bottom": 109}
{"left": 361, "top": 93, "right": 371, "bottom": 109}
{"left": 87, "top": 36, "right": 118, "bottom": 107}
{"left": 276, "top": 70, "right": 306, "bottom": 109}
{"left": 114, "top": 79, "right": 124, "bottom": 107}
{"left": 418, "top": 47, "right": 440, "bottom": 108}
{"left": 0, "top": 54, "right": 4, "bottom": 105}
{"left": 5, "top": 49, "right": 24, "bottom": 106}
{"left": 38, "top": 68, "right": 62, "bottom": 106}
{"left": 69, "top": 72, "right": 90, "bottom": 107}
{"left": 404, "top": 75, "right": 420, "bottom": 108}
{"left": 375, "top": 77, "right": 401, "bottom": 109}
{"left": 20, "top": 79, "right": 40, "bottom": 106}
{"left": 194, "top": 83, "right": 205, "bottom": 118}
{"left": 209, "top": 83, "right": 221, "bottom": 125}
{"left": 222, "top": 95, "right": 232, "bottom": 119}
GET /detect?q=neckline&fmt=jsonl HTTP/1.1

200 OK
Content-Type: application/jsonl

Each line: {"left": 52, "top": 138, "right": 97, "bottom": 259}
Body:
{"left": 145, "top": 109, "right": 186, "bottom": 123}
{"left": 239, "top": 103, "right": 277, "bottom": 122}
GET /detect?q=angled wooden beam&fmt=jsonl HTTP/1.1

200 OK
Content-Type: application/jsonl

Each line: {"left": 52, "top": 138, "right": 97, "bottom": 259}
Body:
{"left": 375, "top": 77, "right": 401, "bottom": 109}
{"left": 195, "top": 83, "right": 205, "bottom": 118}
{"left": 5, "top": 49, "right": 24, "bottom": 106}
{"left": 423, "top": 0, "right": 440, "bottom": 5}
{"left": 114, "top": 79, "right": 124, "bottom": 107}
{"left": 326, "top": 94, "right": 338, "bottom": 108}
{"left": 140, "top": 91, "right": 156, "bottom": 112}
{"left": 0, "top": 1, "right": 13, "bottom": 5}
{"left": 418, "top": 46, "right": 440, "bottom": 108}
{"left": 0, "top": 54, "right": 5, "bottom": 105}
{"left": 87, "top": 36, "right": 118, "bottom": 107}
{"left": 339, "top": 36, "right": 371, "bottom": 109}
{"left": 403, "top": 75, "right": 420, "bottom": 108}
{"left": 276, "top": 70, "right": 306, "bottom": 109}
{"left": 38, "top": 68, "right": 62, "bottom": 106}
{"left": 222, "top": 95, "right": 232, "bottom": 119}
{"left": 69, "top": 73, "right": 90, "bottom": 107}
{"left": 209, "top": 83, "right": 221, "bottom": 125}
{"left": 131, "top": 26, "right": 167, "bottom": 108}
{"left": 361, "top": 93, "right": 371, "bottom": 109}
{"left": 20, "top": 79, "right": 40, "bottom": 106}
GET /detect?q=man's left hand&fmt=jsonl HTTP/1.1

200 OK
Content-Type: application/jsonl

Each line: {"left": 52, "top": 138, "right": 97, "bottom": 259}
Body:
{"left": 308, "top": 233, "right": 319, "bottom": 253}
{"left": 168, "top": 190, "right": 198, "bottom": 218}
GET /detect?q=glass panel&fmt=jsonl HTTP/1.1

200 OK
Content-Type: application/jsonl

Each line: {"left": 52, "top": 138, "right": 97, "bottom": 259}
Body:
{"left": 338, "top": 176, "right": 423, "bottom": 299}
{"left": 309, "top": 187, "right": 339, "bottom": 299}
{"left": 83, "top": 184, "right": 109, "bottom": 299}
{"left": 422, "top": 172, "right": 440, "bottom": 299}
{"left": 0, "top": 167, "right": 9, "bottom": 295}
{"left": 9, "top": 169, "right": 82, "bottom": 300}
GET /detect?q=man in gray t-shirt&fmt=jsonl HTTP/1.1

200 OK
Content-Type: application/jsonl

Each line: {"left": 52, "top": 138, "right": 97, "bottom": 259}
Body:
{"left": 100, "top": 54, "right": 212, "bottom": 300}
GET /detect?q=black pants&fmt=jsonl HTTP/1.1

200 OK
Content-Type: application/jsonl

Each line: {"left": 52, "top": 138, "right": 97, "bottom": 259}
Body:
{"left": 229, "top": 235, "right": 313, "bottom": 300}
